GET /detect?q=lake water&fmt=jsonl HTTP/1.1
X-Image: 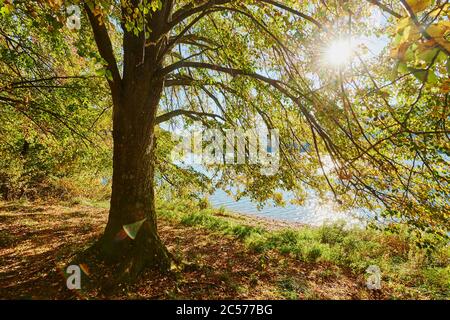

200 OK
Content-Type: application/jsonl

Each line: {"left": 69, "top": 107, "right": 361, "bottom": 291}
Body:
{"left": 208, "top": 189, "right": 368, "bottom": 227}
{"left": 168, "top": 161, "right": 370, "bottom": 227}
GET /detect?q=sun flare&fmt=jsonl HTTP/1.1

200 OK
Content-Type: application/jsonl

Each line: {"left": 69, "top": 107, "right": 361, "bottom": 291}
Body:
{"left": 324, "top": 38, "right": 355, "bottom": 67}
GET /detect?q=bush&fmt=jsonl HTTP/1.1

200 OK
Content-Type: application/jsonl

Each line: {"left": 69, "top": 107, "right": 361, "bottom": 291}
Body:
{"left": 319, "top": 221, "right": 348, "bottom": 244}
{"left": 306, "top": 247, "right": 322, "bottom": 262}
{"left": 0, "top": 121, "right": 112, "bottom": 202}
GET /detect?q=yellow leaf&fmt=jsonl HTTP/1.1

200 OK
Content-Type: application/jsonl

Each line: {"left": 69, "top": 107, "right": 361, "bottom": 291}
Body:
{"left": 426, "top": 23, "right": 450, "bottom": 52}
{"left": 428, "top": 4, "right": 450, "bottom": 17}
{"left": 416, "top": 40, "right": 437, "bottom": 53}
{"left": 402, "top": 25, "right": 421, "bottom": 42}
{"left": 391, "top": 42, "right": 411, "bottom": 60}
{"left": 396, "top": 17, "right": 412, "bottom": 32}
{"left": 406, "top": 0, "right": 432, "bottom": 13}
{"left": 426, "top": 24, "right": 450, "bottom": 38}
{"left": 437, "top": 40, "right": 450, "bottom": 53}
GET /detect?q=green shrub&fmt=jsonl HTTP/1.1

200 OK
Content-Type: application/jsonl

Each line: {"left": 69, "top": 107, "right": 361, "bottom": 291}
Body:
{"left": 306, "top": 247, "right": 322, "bottom": 262}
{"left": 319, "top": 221, "right": 348, "bottom": 244}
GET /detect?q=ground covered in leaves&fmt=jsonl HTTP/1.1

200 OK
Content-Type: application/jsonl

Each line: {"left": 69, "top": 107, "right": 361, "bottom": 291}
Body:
{"left": 0, "top": 200, "right": 448, "bottom": 300}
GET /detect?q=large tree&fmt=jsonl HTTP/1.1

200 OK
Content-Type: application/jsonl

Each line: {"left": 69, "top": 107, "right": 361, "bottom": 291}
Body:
{"left": 1, "top": 0, "right": 449, "bottom": 281}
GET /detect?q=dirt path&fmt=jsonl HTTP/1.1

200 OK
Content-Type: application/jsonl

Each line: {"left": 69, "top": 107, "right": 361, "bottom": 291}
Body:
{"left": 0, "top": 202, "right": 377, "bottom": 300}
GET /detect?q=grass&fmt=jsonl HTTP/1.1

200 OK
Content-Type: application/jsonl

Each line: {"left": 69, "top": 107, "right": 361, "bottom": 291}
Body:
{"left": 157, "top": 199, "right": 450, "bottom": 300}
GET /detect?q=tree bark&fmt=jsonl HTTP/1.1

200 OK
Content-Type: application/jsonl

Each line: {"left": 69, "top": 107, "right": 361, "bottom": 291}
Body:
{"left": 85, "top": 1, "right": 174, "bottom": 282}
{"left": 98, "top": 76, "right": 171, "bottom": 281}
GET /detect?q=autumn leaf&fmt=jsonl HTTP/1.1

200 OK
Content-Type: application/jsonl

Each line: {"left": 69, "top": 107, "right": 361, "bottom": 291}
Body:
{"left": 405, "top": 0, "right": 432, "bottom": 13}
{"left": 391, "top": 42, "right": 411, "bottom": 60}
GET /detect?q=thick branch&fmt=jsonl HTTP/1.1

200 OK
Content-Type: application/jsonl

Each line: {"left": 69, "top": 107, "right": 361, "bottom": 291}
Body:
{"left": 157, "top": 61, "right": 284, "bottom": 87}
{"left": 165, "top": 78, "right": 196, "bottom": 87}
{"left": 169, "top": 0, "right": 233, "bottom": 29}
{"left": 84, "top": 4, "right": 122, "bottom": 89}
{"left": 169, "top": 34, "right": 219, "bottom": 48}
{"left": 155, "top": 109, "right": 225, "bottom": 124}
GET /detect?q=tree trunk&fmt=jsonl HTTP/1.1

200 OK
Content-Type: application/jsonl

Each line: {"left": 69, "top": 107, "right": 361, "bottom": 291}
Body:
{"left": 97, "top": 76, "right": 171, "bottom": 281}
{"left": 85, "top": 1, "right": 174, "bottom": 282}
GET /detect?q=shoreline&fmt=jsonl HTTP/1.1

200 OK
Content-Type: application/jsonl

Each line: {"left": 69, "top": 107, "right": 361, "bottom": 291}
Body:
{"left": 211, "top": 208, "right": 313, "bottom": 232}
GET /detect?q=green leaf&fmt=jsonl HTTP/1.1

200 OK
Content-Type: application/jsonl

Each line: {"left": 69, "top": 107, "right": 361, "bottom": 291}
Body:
{"left": 151, "top": 0, "right": 162, "bottom": 12}
{"left": 398, "top": 62, "right": 409, "bottom": 74}
{"left": 408, "top": 67, "right": 437, "bottom": 84}
{"left": 427, "top": 70, "right": 438, "bottom": 84}
{"left": 390, "top": 62, "right": 399, "bottom": 81}
{"left": 0, "top": 3, "right": 11, "bottom": 16}
{"left": 95, "top": 68, "right": 106, "bottom": 77}
{"left": 409, "top": 67, "right": 428, "bottom": 82}
{"left": 105, "top": 70, "right": 113, "bottom": 81}
{"left": 416, "top": 48, "right": 438, "bottom": 64}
